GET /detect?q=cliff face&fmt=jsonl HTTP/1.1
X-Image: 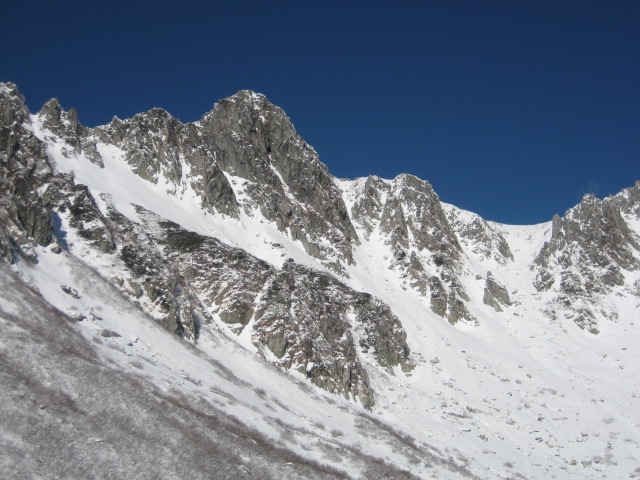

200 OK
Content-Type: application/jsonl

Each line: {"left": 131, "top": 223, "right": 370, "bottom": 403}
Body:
{"left": 531, "top": 193, "right": 640, "bottom": 332}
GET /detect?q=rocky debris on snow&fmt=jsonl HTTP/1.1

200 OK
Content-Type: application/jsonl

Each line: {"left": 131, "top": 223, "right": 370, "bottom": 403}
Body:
{"left": 61, "top": 285, "right": 81, "bottom": 299}
{"left": 98, "top": 328, "right": 121, "bottom": 338}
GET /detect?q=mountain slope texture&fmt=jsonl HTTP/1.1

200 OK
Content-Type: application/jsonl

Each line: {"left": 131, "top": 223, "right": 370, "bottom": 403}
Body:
{"left": 1, "top": 81, "right": 639, "bottom": 479}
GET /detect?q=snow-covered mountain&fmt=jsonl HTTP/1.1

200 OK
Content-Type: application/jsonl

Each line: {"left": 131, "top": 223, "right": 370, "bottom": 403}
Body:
{"left": 1, "top": 81, "right": 639, "bottom": 479}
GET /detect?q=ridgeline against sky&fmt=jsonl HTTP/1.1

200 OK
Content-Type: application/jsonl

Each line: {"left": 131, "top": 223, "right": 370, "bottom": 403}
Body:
{"left": 2, "top": 0, "right": 638, "bottom": 224}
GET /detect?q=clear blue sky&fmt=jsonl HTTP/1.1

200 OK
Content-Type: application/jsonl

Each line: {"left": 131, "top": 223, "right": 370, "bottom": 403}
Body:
{"left": 2, "top": 1, "right": 638, "bottom": 224}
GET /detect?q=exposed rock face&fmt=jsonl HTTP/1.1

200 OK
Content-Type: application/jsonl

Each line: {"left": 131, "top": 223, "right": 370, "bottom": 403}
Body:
{"left": 134, "top": 208, "right": 409, "bottom": 407}
{"left": 38, "top": 99, "right": 83, "bottom": 149}
{"left": 533, "top": 193, "right": 640, "bottom": 332}
{"left": 483, "top": 272, "right": 512, "bottom": 312}
{"left": 0, "top": 83, "right": 55, "bottom": 262}
{"left": 610, "top": 180, "right": 640, "bottom": 217}
{"left": 112, "top": 206, "right": 409, "bottom": 406}
{"left": 43, "top": 179, "right": 116, "bottom": 253}
{"left": 101, "top": 200, "right": 411, "bottom": 406}
{"left": 444, "top": 205, "right": 514, "bottom": 265}
{"left": 351, "top": 174, "right": 461, "bottom": 261}
{"left": 199, "top": 91, "right": 358, "bottom": 269}
{"left": 343, "top": 174, "right": 475, "bottom": 324}
{"left": 92, "top": 107, "right": 240, "bottom": 217}
{"left": 91, "top": 90, "right": 358, "bottom": 270}
{"left": 253, "top": 262, "right": 411, "bottom": 408}
{"left": 536, "top": 195, "right": 639, "bottom": 274}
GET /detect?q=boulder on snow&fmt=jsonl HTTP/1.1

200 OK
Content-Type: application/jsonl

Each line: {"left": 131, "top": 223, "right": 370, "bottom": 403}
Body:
{"left": 98, "top": 328, "right": 121, "bottom": 338}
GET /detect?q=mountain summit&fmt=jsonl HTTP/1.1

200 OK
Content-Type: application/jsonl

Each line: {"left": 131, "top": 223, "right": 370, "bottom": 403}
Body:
{"left": 1, "top": 82, "right": 639, "bottom": 479}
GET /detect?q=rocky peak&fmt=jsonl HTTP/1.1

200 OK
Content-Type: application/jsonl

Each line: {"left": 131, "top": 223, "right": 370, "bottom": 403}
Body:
{"left": 91, "top": 106, "right": 195, "bottom": 195}
{"left": 35, "top": 98, "right": 87, "bottom": 158}
{"left": 223, "top": 89, "right": 271, "bottom": 111}
{"left": 131, "top": 107, "right": 180, "bottom": 131}
{"left": 0, "top": 84, "right": 57, "bottom": 263}
{"left": 345, "top": 173, "right": 474, "bottom": 324}
{"left": 198, "top": 89, "right": 319, "bottom": 177}
{"left": 0, "top": 82, "right": 29, "bottom": 127}
{"left": 96, "top": 106, "right": 182, "bottom": 143}
{"left": 38, "top": 97, "right": 63, "bottom": 121}
{"left": 29, "top": 88, "right": 359, "bottom": 268}
{"left": 610, "top": 180, "right": 640, "bottom": 217}
{"left": 196, "top": 91, "right": 359, "bottom": 269}
{"left": 350, "top": 173, "right": 460, "bottom": 254}
{"left": 0, "top": 82, "right": 20, "bottom": 95}
{"left": 538, "top": 192, "right": 639, "bottom": 271}
{"left": 532, "top": 189, "right": 640, "bottom": 332}
{"left": 382, "top": 174, "right": 462, "bottom": 265}
{"left": 37, "top": 98, "right": 81, "bottom": 135}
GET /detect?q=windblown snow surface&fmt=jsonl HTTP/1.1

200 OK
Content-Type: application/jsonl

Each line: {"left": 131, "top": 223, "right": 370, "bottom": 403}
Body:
{"left": 2, "top": 115, "right": 639, "bottom": 480}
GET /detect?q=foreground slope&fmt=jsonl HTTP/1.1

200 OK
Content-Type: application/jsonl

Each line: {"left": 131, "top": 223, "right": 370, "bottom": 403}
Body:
{"left": 2, "top": 257, "right": 477, "bottom": 479}
{"left": 1, "top": 81, "right": 640, "bottom": 479}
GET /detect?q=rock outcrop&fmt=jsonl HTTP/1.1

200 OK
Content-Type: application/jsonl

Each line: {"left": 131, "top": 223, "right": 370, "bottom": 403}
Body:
{"left": 483, "top": 272, "right": 512, "bottom": 312}
{"left": 0, "top": 83, "right": 55, "bottom": 262}
{"left": 343, "top": 174, "right": 475, "bottom": 324}
{"left": 533, "top": 193, "right": 640, "bottom": 332}
{"left": 92, "top": 90, "right": 358, "bottom": 270}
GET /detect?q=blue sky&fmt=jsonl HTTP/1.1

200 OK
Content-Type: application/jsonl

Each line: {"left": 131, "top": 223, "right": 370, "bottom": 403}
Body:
{"left": 2, "top": 1, "right": 638, "bottom": 224}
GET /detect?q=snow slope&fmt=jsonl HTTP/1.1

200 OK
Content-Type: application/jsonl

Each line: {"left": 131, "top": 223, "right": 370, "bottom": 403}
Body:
{"left": 2, "top": 86, "right": 639, "bottom": 479}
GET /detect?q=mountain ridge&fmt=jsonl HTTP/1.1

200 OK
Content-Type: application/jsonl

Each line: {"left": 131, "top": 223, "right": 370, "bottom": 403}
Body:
{"left": 1, "top": 81, "right": 640, "bottom": 479}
